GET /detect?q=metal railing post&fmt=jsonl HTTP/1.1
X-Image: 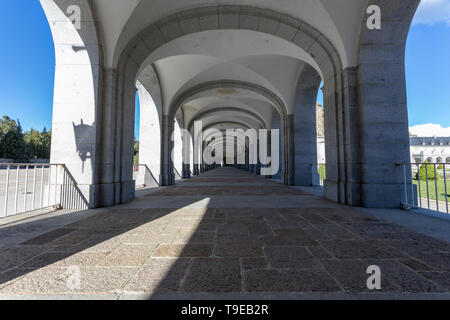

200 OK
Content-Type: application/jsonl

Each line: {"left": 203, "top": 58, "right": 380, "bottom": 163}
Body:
{"left": 47, "top": 165, "right": 51, "bottom": 207}
{"left": 23, "top": 165, "right": 29, "bottom": 212}
{"left": 433, "top": 163, "right": 439, "bottom": 212}
{"left": 425, "top": 165, "right": 430, "bottom": 210}
{"left": 32, "top": 164, "right": 37, "bottom": 211}
{"left": 397, "top": 162, "right": 449, "bottom": 215}
{"left": 416, "top": 163, "right": 422, "bottom": 208}
{"left": 403, "top": 165, "right": 408, "bottom": 205}
{"left": 40, "top": 165, "right": 44, "bottom": 208}
{"left": 14, "top": 165, "right": 20, "bottom": 215}
{"left": 3, "top": 165, "right": 10, "bottom": 217}
{"left": 0, "top": 163, "right": 90, "bottom": 220}
{"left": 444, "top": 163, "right": 448, "bottom": 214}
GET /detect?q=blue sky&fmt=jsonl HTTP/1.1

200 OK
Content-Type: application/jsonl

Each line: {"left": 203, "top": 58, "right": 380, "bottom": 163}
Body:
{"left": 406, "top": 22, "right": 450, "bottom": 127}
{"left": 0, "top": 1, "right": 449, "bottom": 135}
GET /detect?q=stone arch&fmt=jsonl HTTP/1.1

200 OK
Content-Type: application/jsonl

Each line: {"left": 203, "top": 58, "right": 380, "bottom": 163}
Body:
{"left": 191, "top": 114, "right": 262, "bottom": 165}
{"left": 207, "top": 134, "right": 249, "bottom": 167}
{"left": 39, "top": 0, "right": 104, "bottom": 207}
{"left": 187, "top": 107, "right": 268, "bottom": 132}
{"left": 357, "top": 0, "right": 421, "bottom": 207}
{"left": 292, "top": 63, "right": 322, "bottom": 186}
{"left": 165, "top": 80, "right": 289, "bottom": 185}
{"left": 111, "top": 4, "right": 345, "bottom": 199}
{"left": 118, "top": 5, "right": 340, "bottom": 85}
{"left": 136, "top": 64, "right": 163, "bottom": 185}
{"left": 173, "top": 118, "right": 184, "bottom": 180}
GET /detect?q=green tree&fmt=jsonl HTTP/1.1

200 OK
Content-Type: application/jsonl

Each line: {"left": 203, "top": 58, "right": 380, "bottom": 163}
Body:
{"left": 416, "top": 161, "right": 440, "bottom": 181}
{"left": 0, "top": 116, "right": 52, "bottom": 160}
{"left": 0, "top": 116, "right": 27, "bottom": 160}
{"left": 24, "top": 129, "right": 41, "bottom": 158}
{"left": 133, "top": 138, "right": 139, "bottom": 166}
{"left": 40, "top": 127, "right": 51, "bottom": 158}
{"left": 24, "top": 127, "right": 51, "bottom": 159}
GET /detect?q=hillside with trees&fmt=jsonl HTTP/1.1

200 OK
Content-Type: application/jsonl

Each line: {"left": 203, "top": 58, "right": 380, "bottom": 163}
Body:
{"left": 0, "top": 116, "right": 51, "bottom": 161}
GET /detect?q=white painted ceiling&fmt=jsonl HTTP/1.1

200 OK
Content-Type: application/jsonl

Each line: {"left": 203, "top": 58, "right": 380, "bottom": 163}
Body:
{"left": 91, "top": 0, "right": 369, "bottom": 139}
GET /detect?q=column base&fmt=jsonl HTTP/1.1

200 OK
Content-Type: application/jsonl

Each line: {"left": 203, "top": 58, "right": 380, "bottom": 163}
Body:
{"left": 160, "top": 174, "right": 175, "bottom": 186}
{"left": 294, "top": 173, "right": 313, "bottom": 186}
{"left": 361, "top": 183, "right": 403, "bottom": 208}
{"left": 97, "top": 181, "right": 135, "bottom": 207}
{"left": 121, "top": 180, "right": 136, "bottom": 204}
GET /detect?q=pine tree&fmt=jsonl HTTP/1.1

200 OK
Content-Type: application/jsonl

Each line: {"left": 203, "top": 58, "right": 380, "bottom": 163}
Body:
{"left": 416, "top": 161, "right": 440, "bottom": 181}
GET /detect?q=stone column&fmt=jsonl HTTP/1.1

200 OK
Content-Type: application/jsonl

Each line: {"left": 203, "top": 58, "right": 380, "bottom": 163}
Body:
{"left": 271, "top": 111, "right": 283, "bottom": 180}
{"left": 355, "top": 0, "right": 420, "bottom": 207}
{"left": 182, "top": 126, "right": 191, "bottom": 179}
{"left": 223, "top": 139, "right": 227, "bottom": 166}
{"left": 98, "top": 70, "right": 118, "bottom": 206}
{"left": 233, "top": 137, "right": 239, "bottom": 168}
{"left": 200, "top": 141, "right": 206, "bottom": 173}
{"left": 160, "top": 115, "right": 174, "bottom": 185}
{"left": 119, "top": 81, "right": 137, "bottom": 203}
{"left": 42, "top": 0, "right": 103, "bottom": 208}
{"left": 286, "top": 115, "right": 295, "bottom": 185}
{"left": 293, "top": 65, "right": 321, "bottom": 186}
{"left": 245, "top": 144, "right": 250, "bottom": 171}
{"left": 265, "top": 130, "right": 273, "bottom": 178}
{"left": 193, "top": 164, "right": 199, "bottom": 176}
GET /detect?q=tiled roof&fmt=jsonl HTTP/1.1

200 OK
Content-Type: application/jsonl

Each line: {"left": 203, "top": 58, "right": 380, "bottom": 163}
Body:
{"left": 410, "top": 137, "right": 450, "bottom": 146}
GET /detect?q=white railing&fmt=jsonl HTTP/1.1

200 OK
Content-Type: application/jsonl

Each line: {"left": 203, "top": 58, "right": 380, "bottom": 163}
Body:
{"left": 312, "top": 163, "right": 326, "bottom": 187}
{"left": 398, "top": 162, "right": 449, "bottom": 214}
{"left": 133, "top": 164, "right": 159, "bottom": 189}
{"left": 174, "top": 167, "right": 182, "bottom": 180}
{"left": 1, "top": 164, "right": 88, "bottom": 219}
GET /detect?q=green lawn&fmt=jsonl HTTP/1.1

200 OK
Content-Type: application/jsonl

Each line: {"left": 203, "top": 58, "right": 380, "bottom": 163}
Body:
{"left": 413, "top": 179, "right": 450, "bottom": 202}
{"left": 318, "top": 164, "right": 326, "bottom": 182}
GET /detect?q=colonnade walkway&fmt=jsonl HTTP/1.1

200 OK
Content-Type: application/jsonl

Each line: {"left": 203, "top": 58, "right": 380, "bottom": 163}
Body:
{"left": 1, "top": 167, "right": 450, "bottom": 299}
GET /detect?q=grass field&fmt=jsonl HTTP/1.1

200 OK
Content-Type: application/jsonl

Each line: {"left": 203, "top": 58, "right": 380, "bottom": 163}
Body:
{"left": 413, "top": 179, "right": 450, "bottom": 202}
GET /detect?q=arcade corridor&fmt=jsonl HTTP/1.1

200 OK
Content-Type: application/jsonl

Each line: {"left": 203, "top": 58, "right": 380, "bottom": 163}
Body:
{"left": 1, "top": 167, "right": 450, "bottom": 298}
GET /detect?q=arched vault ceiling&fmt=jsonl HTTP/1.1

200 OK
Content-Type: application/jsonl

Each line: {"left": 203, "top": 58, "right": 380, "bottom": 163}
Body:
{"left": 197, "top": 114, "right": 261, "bottom": 132}
{"left": 142, "top": 30, "right": 320, "bottom": 75}
{"left": 93, "top": 0, "right": 370, "bottom": 68}
{"left": 175, "top": 86, "right": 283, "bottom": 119}
{"left": 152, "top": 53, "right": 305, "bottom": 112}
{"left": 186, "top": 106, "right": 268, "bottom": 130}
{"left": 181, "top": 97, "right": 274, "bottom": 129}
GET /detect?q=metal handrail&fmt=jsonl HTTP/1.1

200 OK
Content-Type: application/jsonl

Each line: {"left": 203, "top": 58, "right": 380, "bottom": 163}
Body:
{"left": 1, "top": 163, "right": 88, "bottom": 219}
{"left": 134, "top": 164, "right": 159, "bottom": 188}
{"left": 397, "top": 162, "right": 449, "bottom": 214}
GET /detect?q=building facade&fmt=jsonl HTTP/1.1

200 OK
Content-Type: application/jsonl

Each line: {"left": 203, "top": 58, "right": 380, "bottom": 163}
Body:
{"left": 410, "top": 137, "right": 450, "bottom": 164}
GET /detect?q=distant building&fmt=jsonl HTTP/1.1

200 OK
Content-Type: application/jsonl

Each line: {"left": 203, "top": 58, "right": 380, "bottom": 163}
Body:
{"left": 316, "top": 104, "right": 325, "bottom": 164}
{"left": 410, "top": 137, "right": 450, "bottom": 163}
{"left": 316, "top": 136, "right": 450, "bottom": 165}
{"left": 317, "top": 137, "right": 325, "bottom": 164}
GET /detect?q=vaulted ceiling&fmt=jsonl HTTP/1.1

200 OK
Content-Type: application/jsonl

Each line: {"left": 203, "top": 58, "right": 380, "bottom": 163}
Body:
{"left": 90, "top": 0, "right": 370, "bottom": 142}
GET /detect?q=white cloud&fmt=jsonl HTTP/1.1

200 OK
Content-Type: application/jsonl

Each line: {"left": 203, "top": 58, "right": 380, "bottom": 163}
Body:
{"left": 410, "top": 123, "right": 450, "bottom": 136}
{"left": 412, "top": 0, "right": 450, "bottom": 26}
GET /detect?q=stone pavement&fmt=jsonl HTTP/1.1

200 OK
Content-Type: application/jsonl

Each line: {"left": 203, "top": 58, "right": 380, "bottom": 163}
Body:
{"left": 1, "top": 167, "right": 450, "bottom": 299}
